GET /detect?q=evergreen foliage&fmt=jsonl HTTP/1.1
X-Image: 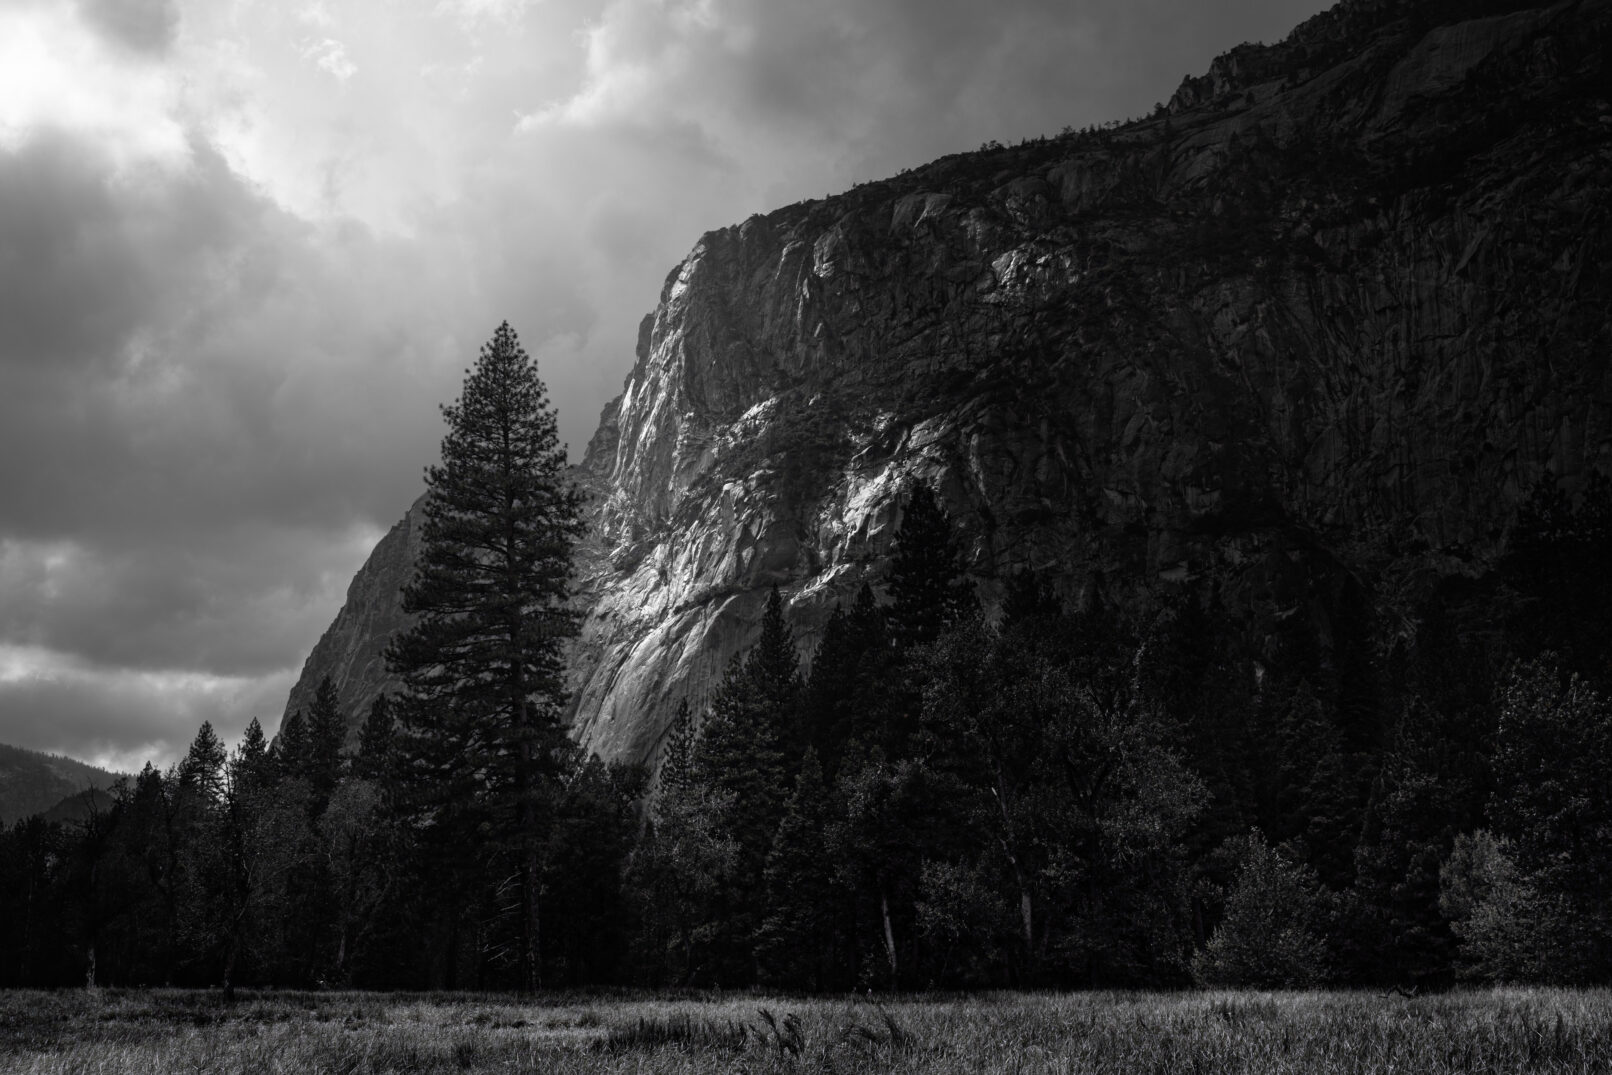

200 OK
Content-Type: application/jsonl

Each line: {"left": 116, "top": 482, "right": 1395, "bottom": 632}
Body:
{"left": 1193, "top": 832, "right": 1329, "bottom": 987}
{"left": 1343, "top": 760, "right": 1457, "bottom": 985}
{"left": 756, "top": 749, "right": 840, "bottom": 989}
{"left": 805, "top": 582, "right": 899, "bottom": 769}
{"left": 885, "top": 483, "right": 975, "bottom": 650}
{"left": 386, "top": 321, "right": 586, "bottom": 992}
{"left": 354, "top": 695, "right": 394, "bottom": 782}
{"left": 629, "top": 701, "right": 739, "bottom": 985}
{"left": 8, "top": 469, "right": 1612, "bottom": 992}
{"left": 306, "top": 676, "right": 346, "bottom": 806}
{"left": 273, "top": 710, "right": 311, "bottom": 779}
{"left": 687, "top": 592, "right": 804, "bottom": 981}
{"left": 234, "top": 718, "right": 273, "bottom": 791}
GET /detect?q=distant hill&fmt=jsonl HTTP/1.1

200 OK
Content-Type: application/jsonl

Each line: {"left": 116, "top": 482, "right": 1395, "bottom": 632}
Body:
{"left": 0, "top": 744, "right": 123, "bottom": 826}
{"left": 38, "top": 787, "right": 119, "bottom": 826}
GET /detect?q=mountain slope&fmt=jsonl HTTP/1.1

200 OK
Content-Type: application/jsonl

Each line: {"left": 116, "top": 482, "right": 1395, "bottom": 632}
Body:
{"left": 284, "top": 0, "right": 1612, "bottom": 765}
{"left": 0, "top": 744, "right": 121, "bottom": 825}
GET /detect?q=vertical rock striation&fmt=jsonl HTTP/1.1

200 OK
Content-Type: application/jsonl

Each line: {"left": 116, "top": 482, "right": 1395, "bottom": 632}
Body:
{"left": 284, "top": 0, "right": 1612, "bottom": 768}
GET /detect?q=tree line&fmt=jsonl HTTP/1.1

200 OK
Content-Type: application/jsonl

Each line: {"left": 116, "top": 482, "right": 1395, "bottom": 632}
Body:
{"left": 3, "top": 324, "right": 1610, "bottom": 992}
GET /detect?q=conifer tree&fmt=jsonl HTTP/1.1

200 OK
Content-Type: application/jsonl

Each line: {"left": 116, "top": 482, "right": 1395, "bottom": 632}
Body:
{"left": 386, "top": 320, "right": 585, "bottom": 992}
{"left": 690, "top": 652, "right": 784, "bottom": 979}
{"left": 656, "top": 699, "right": 696, "bottom": 799}
{"left": 125, "top": 762, "right": 183, "bottom": 983}
{"left": 1193, "top": 832, "right": 1329, "bottom": 987}
{"left": 307, "top": 676, "right": 346, "bottom": 808}
{"left": 803, "top": 605, "right": 855, "bottom": 776}
{"left": 757, "top": 749, "right": 840, "bottom": 989}
{"left": 179, "top": 722, "right": 227, "bottom": 802}
{"left": 885, "top": 483, "right": 975, "bottom": 651}
{"left": 844, "top": 580, "right": 903, "bottom": 755}
{"left": 235, "top": 718, "right": 274, "bottom": 793}
{"left": 354, "top": 695, "right": 394, "bottom": 782}
{"left": 1345, "top": 760, "right": 1457, "bottom": 985}
{"left": 274, "top": 710, "right": 312, "bottom": 780}
{"left": 750, "top": 586, "right": 803, "bottom": 762}
{"left": 630, "top": 699, "right": 738, "bottom": 985}
{"left": 692, "top": 592, "right": 801, "bottom": 863}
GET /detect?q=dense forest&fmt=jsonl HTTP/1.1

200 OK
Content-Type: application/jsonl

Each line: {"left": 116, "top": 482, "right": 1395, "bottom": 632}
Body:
{"left": 3, "top": 467, "right": 1609, "bottom": 993}
{"left": 4, "top": 0, "right": 1610, "bottom": 1007}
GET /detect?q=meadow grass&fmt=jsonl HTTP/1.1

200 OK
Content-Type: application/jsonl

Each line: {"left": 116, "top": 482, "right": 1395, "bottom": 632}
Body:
{"left": 1, "top": 986, "right": 1609, "bottom": 1073}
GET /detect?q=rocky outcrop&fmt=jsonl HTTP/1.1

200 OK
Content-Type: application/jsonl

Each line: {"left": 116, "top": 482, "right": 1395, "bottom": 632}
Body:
{"left": 283, "top": 0, "right": 1612, "bottom": 768}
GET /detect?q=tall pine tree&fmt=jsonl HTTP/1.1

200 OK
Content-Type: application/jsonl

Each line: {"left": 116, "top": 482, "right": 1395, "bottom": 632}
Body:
{"left": 756, "top": 749, "right": 842, "bottom": 989}
{"left": 273, "top": 710, "right": 312, "bottom": 781}
{"left": 885, "top": 482, "right": 974, "bottom": 651}
{"left": 307, "top": 676, "right": 346, "bottom": 810}
{"left": 386, "top": 320, "right": 585, "bottom": 992}
{"left": 354, "top": 695, "right": 394, "bottom": 782}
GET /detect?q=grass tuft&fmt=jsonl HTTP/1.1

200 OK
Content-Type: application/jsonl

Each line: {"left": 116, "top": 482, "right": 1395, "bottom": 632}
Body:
{"left": 596, "top": 1011, "right": 748, "bottom": 1053}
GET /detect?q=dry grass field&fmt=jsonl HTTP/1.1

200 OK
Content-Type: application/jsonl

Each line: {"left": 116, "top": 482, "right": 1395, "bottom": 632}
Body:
{"left": 1, "top": 987, "right": 1609, "bottom": 1073}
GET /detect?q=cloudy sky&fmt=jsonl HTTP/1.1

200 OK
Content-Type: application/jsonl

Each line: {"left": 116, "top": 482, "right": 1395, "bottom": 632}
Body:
{"left": 0, "top": 0, "right": 1329, "bottom": 773}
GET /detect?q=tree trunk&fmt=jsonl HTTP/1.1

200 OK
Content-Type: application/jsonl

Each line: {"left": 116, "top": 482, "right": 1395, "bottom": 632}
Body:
{"left": 1020, "top": 891, "right": 1034, "bottom": 968}
{"left": 222, "top": 938, "right": 238, "bottom": 1005}
{"left": 510, "top": 512, "right": 542, "bottom": 995}
{"left": 880, "top": 886, "right": 898, "bottom": 985}
{"left": 521, "top": 855, "right": 542, "bottom": 992}
{"left": 163, "top": 894, "right": 177, "bottom": 987}
{"left": 515, "top": 699, "right": 542, "bottom": 993}
{"left": 992, "top": 782, "right": 1035, "bottom": 981}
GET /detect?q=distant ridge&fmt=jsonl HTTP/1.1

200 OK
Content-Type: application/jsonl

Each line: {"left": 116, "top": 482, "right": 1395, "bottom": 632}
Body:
{"left": 0, "top": 743, "right": 122, "bottom": 825}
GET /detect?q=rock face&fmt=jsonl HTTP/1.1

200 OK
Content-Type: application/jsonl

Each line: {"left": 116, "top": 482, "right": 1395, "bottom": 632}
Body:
{"left": 282, "top": 0, "right": 1612, "bottom": 767}
{"left": 281, "top": 495, "right": 425, "bottom": 741}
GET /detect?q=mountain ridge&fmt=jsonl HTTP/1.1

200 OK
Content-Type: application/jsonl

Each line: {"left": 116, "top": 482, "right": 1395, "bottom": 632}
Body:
{"left": 0, "top": 743, "right": 122, "bottom": 826}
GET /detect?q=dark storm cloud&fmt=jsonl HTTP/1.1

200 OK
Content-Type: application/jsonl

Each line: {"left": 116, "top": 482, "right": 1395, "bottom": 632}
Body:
{"left": 0, "top": 130, "right": 457, "bottom": 681}
{"left": 0, "top": 131, "right": 194, "bottom": 374}
{"left": 0, "top": 666, "right": 291, "bottom": 774}
{"left": 533, "top": 0, "right": 1332, "bottom": 239}
{"left": 0, "top": 131, "right": 443, "bottom": 546}
{"left": 0, "top": 115, "right": 622, "bottom": 721}
{"left": 0, "top": 528, "right": 372, "bottom": 676}
{"left": 75, "top": 0, "right": 179, "bottom": 55}
{"left": 0, "top": 123, "right": 458, "bottom": 765}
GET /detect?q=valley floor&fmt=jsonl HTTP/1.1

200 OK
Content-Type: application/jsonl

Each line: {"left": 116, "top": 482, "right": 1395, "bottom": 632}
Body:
{"left": 0, "top": 986, "right": 1608, "bottom": 1073}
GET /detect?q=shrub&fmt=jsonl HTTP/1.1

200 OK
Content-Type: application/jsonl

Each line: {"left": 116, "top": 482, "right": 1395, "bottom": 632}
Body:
{"left": 1193, "top": 832, "right": 1329, "bottom": 987}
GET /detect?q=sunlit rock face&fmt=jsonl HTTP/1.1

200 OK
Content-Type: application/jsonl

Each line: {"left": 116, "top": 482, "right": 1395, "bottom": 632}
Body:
{"left": 284, "top": 0, "right": 1612, "bottom": 766}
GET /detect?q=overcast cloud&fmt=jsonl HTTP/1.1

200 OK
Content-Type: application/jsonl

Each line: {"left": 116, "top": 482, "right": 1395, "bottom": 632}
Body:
{"left": 0, "top": 0, "right": 1329, "bottom": 772}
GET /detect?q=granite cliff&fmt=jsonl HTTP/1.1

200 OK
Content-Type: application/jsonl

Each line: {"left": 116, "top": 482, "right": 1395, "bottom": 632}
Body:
{"left": 283, "top": 0, "right": 1612, "bottom": 766}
